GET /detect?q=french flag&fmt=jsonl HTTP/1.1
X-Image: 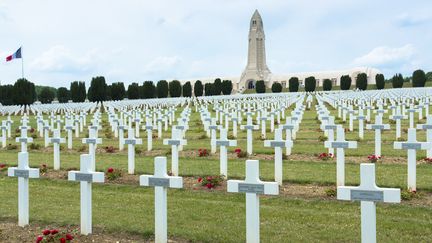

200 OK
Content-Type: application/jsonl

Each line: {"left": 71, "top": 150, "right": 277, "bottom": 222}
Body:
{"left": 6, "top": 47, "right": 22, "bottom": 62}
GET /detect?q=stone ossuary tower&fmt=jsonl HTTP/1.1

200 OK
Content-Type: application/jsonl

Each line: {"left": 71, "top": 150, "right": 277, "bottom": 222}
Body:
{"left": 239, "top": 10, "right": 272, "bottom": 92}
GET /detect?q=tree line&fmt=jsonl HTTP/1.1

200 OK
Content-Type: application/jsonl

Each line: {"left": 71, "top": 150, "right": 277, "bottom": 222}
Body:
{"left": 255, "top": 69, "right": 431, "bottom": 93}
{"left": 0, "top": 77, "right": 233, "bottom": 105}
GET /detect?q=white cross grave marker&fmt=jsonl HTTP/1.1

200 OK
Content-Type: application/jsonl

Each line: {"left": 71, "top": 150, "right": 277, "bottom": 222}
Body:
{"left": 366, "top": 115, "right": 390, "bottom": 156}
{"left": 68, "top": 154, "right": 105, "bottom": 235}
{"left": 240, "top": 116, "right": 259, "bottom": 155}
{"left": 227, "top": 160, "right": 278, "bottom": 243}
{"left": 325, "top": 125, "right": 357, "bottom": 186}
{"left": 394, "top": 128, "right": 432, "bottom": 191}
{"left": 124, "top": 128, "right": 142, "bottom": 174}
{"left": 139, "top": 156, "right": 182, "bottom": 243}
{"left": 82, "top": 129, "right": 102, "bottom": 171}
{"left": 264, "top": 128, "right": 292, "bottom": 185}
{"left": 8, "top": 152, "right": 39, "bottom": 227}
{"left": 212, "top": 128, "right": 237, "bottom": 177}
{"left": 337, "top": 163, "right": 400, "bottom": 243}
{"left": 163, "top": 128, "right": 187, "bottom": 176}
{"left": 49, "top": 129, "right": 66, "bottom": 170}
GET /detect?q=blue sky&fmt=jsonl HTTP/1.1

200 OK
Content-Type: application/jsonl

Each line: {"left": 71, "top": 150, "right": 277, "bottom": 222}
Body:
{"left": 0, "top": 0, "right": 431, "bottom": 87}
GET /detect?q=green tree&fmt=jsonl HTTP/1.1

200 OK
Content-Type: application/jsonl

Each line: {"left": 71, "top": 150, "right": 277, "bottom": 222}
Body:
{"left": 304, "top": 76, "right": 316, "bottom": 92}
{"left": 110, "top": 82, "right": 125, "bottom": 100}
{"left": 127, "top": 83, "right": 140, "bottom": 99}
{"left": 12, "top": 78, "right": 36, "bottom": 105}
{"left": 356, "top": 73, "right": 368, "bottom": 90}
{"left": 288, "top": 77, "right": 299, "bottom": 92}
{"left": 182, "top": 81, "right": 192, "bottom": 97}
{"left": 39, "top": 87, "right": 55, "bottom": 104}
{"left": 221, "top": 80, "right": 233, "bottom": 95}
{"left": 0, "top": 85, "right": 14, "bottom": 105}
{"left": 213, "top": 78, "right": 222, "bottom": 95}
{"left": 57, "top": 87, "right": 70, "bottom": 103}
{"left": 70, "top": 81, "right": 86, "bottom": 102}
{"left": 375, "top": 74, "right": 385, "bottom": 90}
{"left": 392, "top": 73, "right": 404, "bottom": 88}
{"left": 271, "top": 82, "right": 282, "bottom": 93}
{"left": 156, "top": 80, "right": 169, "bottom": 98}
{"left": 340, "top": 75, "right": 352, "bottom": 90}
{"left": 205, "top": 83, "right": 214, "bottom": 96}
{"left": 88, "top": 76, "right": 108, "bottom": 102}
{"left": 194, "top": 80, "right": 203, "bottom": 97}
{"left": 412, "top": 69, "right": 426, "bottom": 87}
{"left": 323, "top": 79, "right": 332, "bottom": 91}
{"left": 255, "top": 80, "right": 266, "bottom": 93}
{"left": 169, "top": 80, "right": 182, "bottom": 97}
{"left": 142, "top": 81, "right": 156, "bottom": 99}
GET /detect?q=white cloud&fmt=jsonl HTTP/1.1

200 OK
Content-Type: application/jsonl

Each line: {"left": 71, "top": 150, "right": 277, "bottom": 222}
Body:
{"left": 353, "top": 44, "right": 415, "bottom": 67}
{"left": 30, "top": 45, "right": 96, "bottom": 73}
{"left": 396, "top": 13, "right": 431, "bottom": 27}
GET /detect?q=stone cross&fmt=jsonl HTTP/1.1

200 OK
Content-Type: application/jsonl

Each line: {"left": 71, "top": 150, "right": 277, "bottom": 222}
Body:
{"left": 366, "top": 115, "right": 390, "bottom": 156}
{"left": 325, "top": 125, "right": 357, "bottom": 186}
{"left": 280, "top": 117, "right": 296, "bottom": 156}
{"left": 143, "top": 119, "right": 154, "bottom": 151}
{"left": 16, "top": 125, "right": 33, "bottom": 152}
{"left": 407, "top": 105, "right": 417, "bottom": 128}
{"left": 163, "top": 128, "right": 187, "bottom": 176}
{"left": 321, "top": 117, "right": 337, "bottom": 155}
{"left": 43, "top": 121, "right": 51, "bottom": 148}
{"left": 417, "top": 115, "right": 432, "bottom": 158}
{"left": 139, "top": 156, "right": 183, "bottom": 243}
{"left": 8, "top": 152, "right": 39, "bottom": 227}
{"left": 259, "top": 110, "right": 268, "bottom": 139}
{"left": 124, "top": 128, "right": 142, "bottom": 174}
{"left": 264, "top": 128, "right": 292, "bottom": 185}
{"left": 117, "top": 121, "right": 128, "bottom": 151}
{"left": 49, "top": 129, "right": 66, "bottom": 170}
{"left": 82, "top": 129, "right": 102, "bottom": 171}
{"left": 227, "top": 160, "right": 278, "bottom": 243}
{"left": 390, "top": 107, "right": 407, "bottom": 139}
{"left": 355, "top": 107, "right": 366, "bottom": 139}
{"left": 208, "top": 118, "right": 221, "bottom": 154}
{"left": 211, "top": 128, "right": 237, "bottom": 177}
{"left": 348, "top": 108, "right": 355, "bottom": 132}
{"left": 337, "top": 163, "right": 400, "bottom": 243}
{"left": 240, "top": 116, "right": 259, "bottom": 155}
{"left": 68, "top": 154, "right": 105, "bottom": 235}
{"left": 74, "top": 116, "right": 80, "bottom": 138}
{"left": 64, "top": 119, "right": 74, "bottom": 149}
{"left": 394, "top": 128, "right": 432, "bottom": 191}
{"left": 6, "top": 116, "right": 13, "bottom": 138}
{"left": 1, "top": 121, "right": 7, "bottom": 148}
{"left": 231, "top": 113, "right": 239, "bottom": 138}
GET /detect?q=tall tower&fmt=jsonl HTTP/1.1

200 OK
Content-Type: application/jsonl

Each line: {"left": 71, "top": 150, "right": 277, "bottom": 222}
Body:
{"left": 239, "top": 10, "right": 271, "bottom": 91}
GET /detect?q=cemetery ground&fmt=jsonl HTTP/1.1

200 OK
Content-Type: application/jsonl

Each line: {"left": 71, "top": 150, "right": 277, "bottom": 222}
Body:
{"left": 1, "top": 101, "right": 432, "bottom": 242}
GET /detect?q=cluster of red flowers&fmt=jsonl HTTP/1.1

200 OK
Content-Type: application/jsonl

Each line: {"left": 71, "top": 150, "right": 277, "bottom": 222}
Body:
{"left": 104, "top": 146, "right": 116, "bottom": 153}
{"left": 0, "top": 163, "right": 7, "bottom": 172}
{"left": 234, "top": 148, "right": 247, "bottom": 158}
{"left": 36, "top": 229, "right": 74, "bottom": 243}
{"left": 424, "top": 157, "right": 432, "bottom": 163}
{"left": 367, "top": 155, "right": 381, "bottom": 163}
{"left": 29, "top": 128, "right": 35, "bottom": 133}
{"left": 318, "top": 152, "right": 333, "bottom": 160}
{"left": 234, "top": 148, "right": 242, "bottom": 154}
{"left": 106, "top": 167, "right": 122, "bottom": 181}
{"left": 197, "top": 175, "right": 224, "bottom": 189}
{"left": 198, "top": 148, "right": 209, "bottom": 157}
{"left": 40, "top": 164, "right": 48, "bottom": 174}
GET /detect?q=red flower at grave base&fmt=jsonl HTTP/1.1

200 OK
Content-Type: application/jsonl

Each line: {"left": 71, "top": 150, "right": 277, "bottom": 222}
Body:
{"left": 60, "top": 238, "right": 66, "bottom": 243}
{"left": 107, "top": 167, "right": 114, "bottom": 173}
{"left": 197, "top": 177, "right": 202, "bottom": 183}
{"left": 65, "top": 233, "right": 74, "bottom": 240}
{"left": 42, "top": 229, "right": 50, "bottom": 235}
{"left": 0, "top": 164, "right": 6, "bottom": 168}
{"left": 206, "top": 183, "right": 213, "bottom": 189}
{"left": 36, "top": 236, "right": 43, "bottom": 243}
{"left": 234, "top": 148, "right": 241, "bottom": 154}
{"left": 206, "top": 176, "right": 212, "bottom": 181}
{"left": 50, "top": 229, "right": 59, "bottom": 235}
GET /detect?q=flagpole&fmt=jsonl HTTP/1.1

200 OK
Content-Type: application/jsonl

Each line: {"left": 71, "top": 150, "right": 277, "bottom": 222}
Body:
{"left": 21, "top": 46, "right": 24, "bottom": 79}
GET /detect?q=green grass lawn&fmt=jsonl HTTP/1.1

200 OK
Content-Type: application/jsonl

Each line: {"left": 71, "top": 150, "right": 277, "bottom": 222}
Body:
{"left": 0, "top": 96, "right": 431, "bottom": 242}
